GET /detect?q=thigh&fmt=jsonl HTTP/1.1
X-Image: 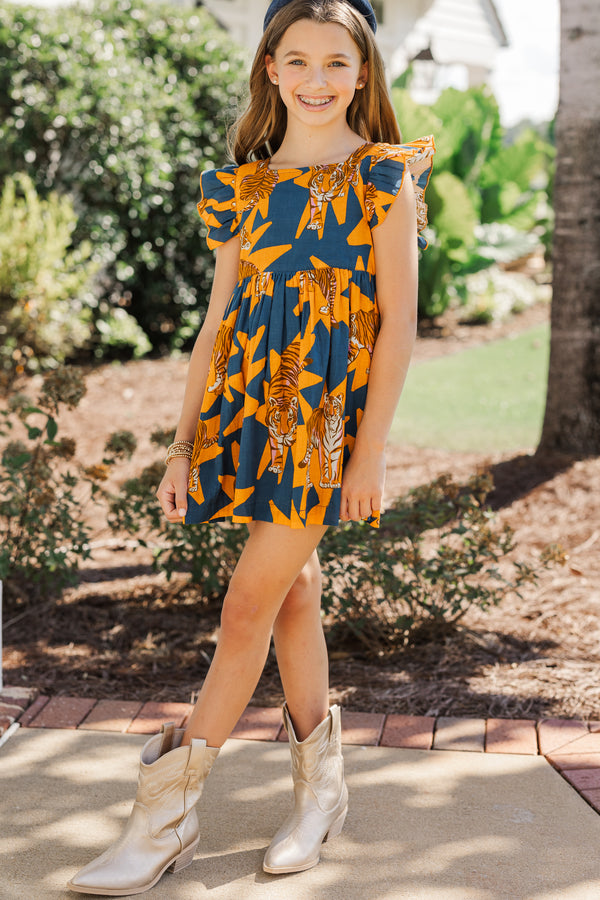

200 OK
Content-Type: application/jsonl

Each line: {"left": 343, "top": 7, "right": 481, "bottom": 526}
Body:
{"left": 227, "top": 522, "right": 327, "bottom": 617}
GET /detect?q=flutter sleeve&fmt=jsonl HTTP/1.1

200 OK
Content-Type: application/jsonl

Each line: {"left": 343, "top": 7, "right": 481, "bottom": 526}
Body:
{"left": 197, "top": 166, "right": 241, "bottom": 249}
{"left": 366, "top": 136, "right": 435, "bottom": 249}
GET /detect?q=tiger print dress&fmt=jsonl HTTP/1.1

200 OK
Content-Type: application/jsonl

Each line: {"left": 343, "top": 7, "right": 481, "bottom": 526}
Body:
{"left": 185, "top": 137, "right": 435, "bottom": 529}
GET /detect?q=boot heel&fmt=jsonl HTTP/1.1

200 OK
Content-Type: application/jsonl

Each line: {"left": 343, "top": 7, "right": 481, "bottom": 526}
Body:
{"left": 168, "top": 840, "right": 198, "bottom": 874}
{"left": 324, "top": 805, "right": 347, "bottom": 842}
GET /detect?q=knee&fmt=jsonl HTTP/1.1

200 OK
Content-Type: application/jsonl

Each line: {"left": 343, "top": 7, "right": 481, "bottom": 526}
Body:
{"left": 219, "top": 587, "right": 270, "bottom": 645}
{"left": 278, "top": 557, "right": 322, "bottom": 620}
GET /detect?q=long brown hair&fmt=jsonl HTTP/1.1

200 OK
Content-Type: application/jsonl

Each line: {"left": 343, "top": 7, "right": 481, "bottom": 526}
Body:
{"left": 229, "top": 0, "right": 401, "bottom": 164}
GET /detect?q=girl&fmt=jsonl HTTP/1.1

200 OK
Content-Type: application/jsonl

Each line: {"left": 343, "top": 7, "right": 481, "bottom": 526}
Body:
{"left": 68, "top": 0, "right": 434, "bottom": 893}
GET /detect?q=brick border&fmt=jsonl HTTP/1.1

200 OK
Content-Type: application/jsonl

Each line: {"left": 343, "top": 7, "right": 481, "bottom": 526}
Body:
{"left": 2, "top": 687, "right": 600, "bottom": 816}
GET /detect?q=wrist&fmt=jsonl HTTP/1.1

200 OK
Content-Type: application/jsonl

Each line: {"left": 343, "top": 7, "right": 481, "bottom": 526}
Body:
{"left": 354, "top": 428, "right": 386, "bottom": 455}
{"left": 165, "top": 439, "right": 194, "bottom": 466}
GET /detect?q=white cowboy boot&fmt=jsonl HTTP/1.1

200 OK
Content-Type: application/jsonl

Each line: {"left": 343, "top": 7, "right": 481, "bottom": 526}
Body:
{"left": 68, "top": 722, "right": 219, "bottom": 895}
{"left": 263, "top": 703, "right": 348, "bottom": 874}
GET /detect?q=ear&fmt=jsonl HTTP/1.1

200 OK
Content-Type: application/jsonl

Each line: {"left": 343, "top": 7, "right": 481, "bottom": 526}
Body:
{"left": 265, "top": 54, "right": 278, "bottom": 84}
{"left": 357, "top": 61, "right": 368, "bottom": 89}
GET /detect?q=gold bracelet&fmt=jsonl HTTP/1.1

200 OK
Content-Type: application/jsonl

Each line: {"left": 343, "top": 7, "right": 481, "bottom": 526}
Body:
{"left": 165, "top": 440, "right": 194, "bottom": 466}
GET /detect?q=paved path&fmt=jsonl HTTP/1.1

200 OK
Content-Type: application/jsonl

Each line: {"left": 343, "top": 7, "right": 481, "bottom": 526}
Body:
{"left": 2, "top": 688, "right": 600, "bottom": 898}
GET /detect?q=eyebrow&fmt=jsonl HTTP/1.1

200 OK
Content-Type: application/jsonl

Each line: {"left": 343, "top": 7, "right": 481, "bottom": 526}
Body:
{"left": 282, "top": 50, "right": 353, "bottom": 59}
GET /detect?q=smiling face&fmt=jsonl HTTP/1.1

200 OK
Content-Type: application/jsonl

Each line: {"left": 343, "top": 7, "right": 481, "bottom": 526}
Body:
{"left": 265, "top": 19, "right": 367, "bottom": 131}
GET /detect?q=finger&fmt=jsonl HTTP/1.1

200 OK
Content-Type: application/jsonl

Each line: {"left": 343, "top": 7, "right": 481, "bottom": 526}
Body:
{"left": 338, "top": 494, "right": 349, "bottom": 521}
{"left": 175, "top": 483, "right": 188, "bottom": 519}
{"left": 346, "top": 496, "right": 361, "bottom": 522}
{"left": 359, "top": 497, "right": 373, "bottom": 521}
{"left": 157, "top": 485, "right": 177, "bottom": 515}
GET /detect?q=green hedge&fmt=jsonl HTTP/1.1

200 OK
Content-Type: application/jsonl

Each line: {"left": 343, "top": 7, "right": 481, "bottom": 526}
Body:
{"left": 0, "top": 0, "right": 248, "bottom": 353}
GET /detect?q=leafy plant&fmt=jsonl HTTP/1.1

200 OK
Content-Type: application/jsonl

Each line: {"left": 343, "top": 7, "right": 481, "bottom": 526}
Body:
{"left": 393, "top": 86, "right": 555, "bottom": 319}
{"left": 0, "top": 367, "right": 136, "bottom": 602}
{"left": 0, "top": 173, "right": 98, "bottom": 379}
{"left": 318, "top": 473, "right": 564, "bottom": 651}
{"left": 107, "top": 428, "right": 246, "bottom": 597}
{"left": 0, "top": 0, "right": 248, "bottom": 353}
{"left": 107, "top": 451, "right": 561, "bottom": 649}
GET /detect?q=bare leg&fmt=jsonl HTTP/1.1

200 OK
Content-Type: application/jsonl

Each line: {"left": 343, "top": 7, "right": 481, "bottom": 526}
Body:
{"left": 272, "top": 550, "right": 329, "bottom": 741}
{"left": 182, "top": 522, "right": 327, "bottom": 747}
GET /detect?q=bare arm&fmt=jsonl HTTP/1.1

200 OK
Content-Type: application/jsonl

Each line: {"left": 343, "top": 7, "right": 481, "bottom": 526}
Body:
{"left": 156, "top": 234, "right": 240, "bottom": 521}
{"left": 340, "top": 173, "right": 418, "bottom": 522}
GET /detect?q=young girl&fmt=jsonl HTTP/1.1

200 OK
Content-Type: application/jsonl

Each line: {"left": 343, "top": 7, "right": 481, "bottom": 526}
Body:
{"left": 68, "top": 0, "right": 433, "bottom": 893}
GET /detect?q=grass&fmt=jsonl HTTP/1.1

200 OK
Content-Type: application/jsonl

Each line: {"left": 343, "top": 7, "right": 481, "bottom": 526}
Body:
{"left": 390, "top": 322, "right": 550, "bottom": 452}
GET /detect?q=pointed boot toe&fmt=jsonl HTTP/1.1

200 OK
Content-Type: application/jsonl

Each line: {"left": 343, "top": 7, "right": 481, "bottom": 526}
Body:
{"left": 68, "top": 723, "right": 219, "bottom": 896}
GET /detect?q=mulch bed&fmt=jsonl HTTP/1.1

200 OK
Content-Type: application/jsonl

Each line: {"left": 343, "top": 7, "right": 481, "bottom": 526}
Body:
{"left": 4, "top": 303, "right": 600, "bottom": 720}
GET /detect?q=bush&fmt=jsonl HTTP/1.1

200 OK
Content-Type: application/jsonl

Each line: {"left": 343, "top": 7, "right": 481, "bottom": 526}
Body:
{"left": 107, "top": 428, "right": 246, "bottom": 597}
{"left": 319, "top": 473, "right": 563, "bottom": 651}
{"left": 393, "top": 87, "right": 555, "bottom": 319}
{"left": 0, "top": 367, "right": 136, "bottom": 602}
{"left": 0, "top": 0, "right": 248, "bottom": 353}
{"left": 0, "top": 173, "right": 98, "bottom": 379}
{"left": 107, "top": 454, "right": 561, "bottom": 648}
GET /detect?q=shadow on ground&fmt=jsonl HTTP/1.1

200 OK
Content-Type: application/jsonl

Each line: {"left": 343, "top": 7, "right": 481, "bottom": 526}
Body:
{"left": 1, "top": 729, "right": 600, "bottom": 900}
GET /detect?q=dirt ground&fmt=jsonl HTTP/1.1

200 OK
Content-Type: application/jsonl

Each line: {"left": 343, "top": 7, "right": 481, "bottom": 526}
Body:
{"left": 4, "top": 302, "right": 600, "bottom": 720}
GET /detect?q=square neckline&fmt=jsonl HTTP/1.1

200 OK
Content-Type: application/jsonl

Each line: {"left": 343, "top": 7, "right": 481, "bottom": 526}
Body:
{"left": 266, "top": 142, "right": 373, "bottom": 173}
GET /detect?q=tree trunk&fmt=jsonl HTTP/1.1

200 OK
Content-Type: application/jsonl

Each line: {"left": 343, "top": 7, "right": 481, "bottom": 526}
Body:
{"left": 537, "top": 0, "right": 600, "bottom": 456}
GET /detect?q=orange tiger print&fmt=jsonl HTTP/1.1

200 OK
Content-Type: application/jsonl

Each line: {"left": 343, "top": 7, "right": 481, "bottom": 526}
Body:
{"left": 299, "top": 392, "right": 344, "bottom": 489}
{"left": 348, "top": 308, "right": 380, "bottom": 367}
{"left": 207, "top": 323, "right": 234, "bottom": 395}
{"left": 307, "top": 146, "right": 371, "bottom": 231}
{"left": 266, "top": 341, "right": 312, "bottom": 474}
{"left": 364, "top": 181, "right": 377, "bottom": 220}
{"left": 189, "top": 421, "right": 218, "bottom": 492}
{"left": 238, "top": 259, "right": 260, "bottom": 280}
{"left": 240, "top": 224, "right": 252, "bottom": 251}
{"left": 299, "top": 267, "right": 339, "bottom": 328}
{"left": 239, "top": 161, "right": 279, "bottom": 209}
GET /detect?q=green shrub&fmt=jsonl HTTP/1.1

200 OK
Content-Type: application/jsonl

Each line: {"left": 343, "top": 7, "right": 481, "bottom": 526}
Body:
{"left": 0, "top": 0, "right": 248, "bottom": 353}
{"left": 319, "top": 473, "right": 562, "bottom": 650}
{"left": 0, "top": 367, "right": 136, "bottom": 602}
{"left": 0, "top": 173, "right": 98, "bottom": 378}
{"left": 107, "top": 428, "right": 246, "bottom": 597}
{"left": 107, "top": 453, "right": 560, "bottom": 648}
{"left": 393, "top": 86, "right": 555, "bottom": 319}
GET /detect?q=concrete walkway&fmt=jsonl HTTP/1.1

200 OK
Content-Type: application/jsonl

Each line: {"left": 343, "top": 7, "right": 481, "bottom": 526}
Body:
{"left": 2, "top": 726, "right": 600, "bottom": 900}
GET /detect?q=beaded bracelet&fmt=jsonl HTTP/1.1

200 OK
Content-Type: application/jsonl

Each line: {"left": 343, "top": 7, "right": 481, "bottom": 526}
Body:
{"left": 165, "top": 440, "right": 194, "bottom": 466}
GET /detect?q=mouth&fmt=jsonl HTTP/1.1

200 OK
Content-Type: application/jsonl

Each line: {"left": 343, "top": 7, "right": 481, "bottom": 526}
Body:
{"left": 297, "top": 95, "right": 335, "bottom": 110}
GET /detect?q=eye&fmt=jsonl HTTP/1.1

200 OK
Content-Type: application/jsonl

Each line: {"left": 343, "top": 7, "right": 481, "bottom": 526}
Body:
{"left": 289, "top": 58, "right": 305, "bottom": 66}
{"left": 329, "top": 60, "right": 347, "bottom": 67}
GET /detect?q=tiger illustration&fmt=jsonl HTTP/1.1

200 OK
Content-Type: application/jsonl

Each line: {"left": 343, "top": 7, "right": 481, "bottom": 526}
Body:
{"left": 189, "top": 422, "right": 218, "bottom": 493}
{"left": 207, "top": 324, "right": 234, "bottom": 394}
{"left": 299, "top": 267, "right": 338, "bottom": 328}
{"left": 364, "top": 181, "right": 378, "bottom": 220}
{"left": 306, "top": 146, "right": 370, "bottom": 231}
{"left": 348, "top": 308, "right": 380, "bottom": 367}
{"left": 240, "top": 161, "right": 279, "bottom": 210}
{"left": 266, "top": 342, "right": 312, "bottom": 474}
{"left": 298, "top": 392, "right": 344, "bottom": 490}
{"left": 240, "top": 224, "right": 252, "bottom": 251}
{"left": 255, "top": 270, "right": 271, "bottom": 301}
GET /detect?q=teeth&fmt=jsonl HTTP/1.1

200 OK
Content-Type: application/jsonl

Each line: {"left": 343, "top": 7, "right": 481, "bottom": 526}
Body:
{"left": 299, "top": 96, "right": 332, "bottom": 106}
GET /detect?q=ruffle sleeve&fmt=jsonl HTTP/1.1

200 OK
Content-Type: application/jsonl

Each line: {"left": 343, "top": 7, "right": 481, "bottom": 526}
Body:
{"left": 366, "top": 136, "right": 435, "bottom": 249}
{"left": 197, "top": 166, "right": 241, "bottom": 250}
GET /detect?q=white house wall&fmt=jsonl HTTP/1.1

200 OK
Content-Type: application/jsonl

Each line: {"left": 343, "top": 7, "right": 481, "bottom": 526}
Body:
{"left": 201, "top": 0, "right": 506, "bottom": 89}
{"left": 403, "top": 0, "right": 507, "bottom": 80}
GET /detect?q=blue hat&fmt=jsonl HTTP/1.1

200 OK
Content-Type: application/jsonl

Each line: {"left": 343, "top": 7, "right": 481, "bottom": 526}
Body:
{"left": 263, "top": 0, "right": 378, "bottom": 33}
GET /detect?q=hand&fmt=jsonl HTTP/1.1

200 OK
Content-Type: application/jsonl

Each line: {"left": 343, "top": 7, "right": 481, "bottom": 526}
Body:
{"left": 156, "top": 457, "right": 192, "bottom": 522}
{"left": 339, "top": 445, "right": 385, "bottom": 523}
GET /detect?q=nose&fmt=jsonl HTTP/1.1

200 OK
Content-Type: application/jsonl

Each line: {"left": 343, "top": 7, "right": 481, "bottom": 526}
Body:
{"left": 305, "top": 66, "right": 328, "bottom": 89}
